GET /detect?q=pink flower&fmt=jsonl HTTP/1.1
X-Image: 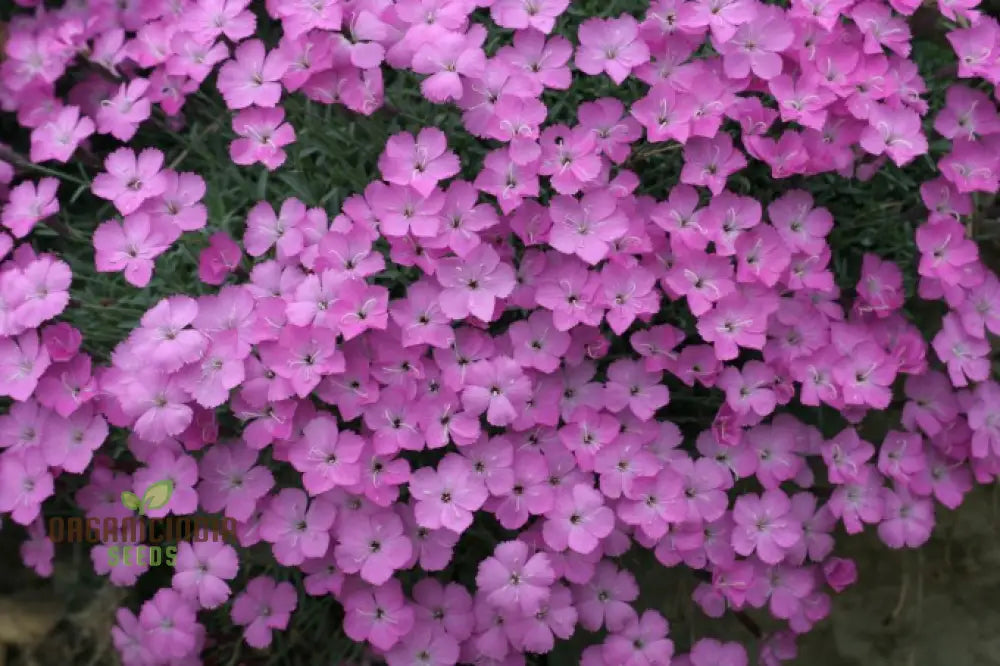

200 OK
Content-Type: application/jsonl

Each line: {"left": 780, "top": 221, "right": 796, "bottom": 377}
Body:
{"left": 95, "top": 78, "right": 151, "bottom": 141}
{"left": 379, "top": 128, "right": 461, "bottom": 197}
{"left": 145, "top": 170, "right": 207, "bottom": 232}
{"left": 574, "top": 561, "right": 640, "bottom": 632}
{"left": 138, "top": 589, "right": 200, "bottom": 660}
{"left": 600, "top": 262, "right": 660, "bottom": 335}
{"left": 679, "top": 0, "right": 756, "bottom": 42}
{"left": 199, "top": 231, "right": 242, "bottom": 285}
{"left": 230, "top": 106, "right": 296, "bottom": 170}
{"left": 932, "top": 312, "right": 991, "bottom": 387}
{"left": 197, "top": 441, "right": 274, "bottom": 522}
{"left": 539, "top": 126, "right": 603, "bottom": 195}
{"left": 20, "top": 518, "right": 54, "bottom": 577}
{"left": 859, "top": 104, "right": 928, "bottom": 166}
{"left": 369, "top": 182, "right": 445, "bottom": 237}
{"left": 542, "top": 482, "right": 615, "bottom": 554}
{"left": 335, "top": 509, "right": 413, "bottom": 584}
{"left": 343, "top": 579, "right": 415, "bottom": 650}
{"left": 0, "top": 329, "right": 50, "bottom": 401}
{"left": 217, "top": 39, "right": 287, "bottom": 110}
{"left": 184, "top": 0, "right": 257, "bottom": 42}
{"left": 437, "top": 244, "right": 515, "bottom": 321}
{"left": 548, "top": 189, "right": 627, "bottom": 265}
{"left": 288, "top": 415, "right": 365, "bottom": 494}
{"left": 602, "top": 610, "right": 675, "bottom": 666}
{"left": 822, "top": 557, "right": 858, "bottom": 593}
{"left": 274, "top": 0, "right": 342, "bottom": 39}
{"left": 575, "top": 15, "right": 650, "bottom": 85}
{"left": 410, "top": 453, "right": 489, "bottom": 533}
{"left": 411, "top": 31, "right": 486, "bottom": 103}
{"left": 631, "top": 82, "right": 696, "bottom": 144}
{"left": 491, "top": 0, "right": 569, "bottom": 33}
{"left": 231, "top": 576, "right": 297, "bottom": 648}
{"left": 29, "top": 105, "right": 94, "bottom": 163}
{"left": 877, "top": 487, "right": 934, "bottom": 548}
{"left": 681, "top": 134, "right": 747, "bottom": 195}
{"left": 714, "top": 6, "right": 793, "bottom": 80}
{"left": 244, "top": 198, "right": 306, "bottom": 258}
{"left": 0, "top": 449, "right": 53, "bottom": 525}
{"left": 91, "top": 148, "right": 169, "bottom": 216}
{"left": 7, "top": 255, "right": 71, "bottom": 328}
{"left": 731, "top": 489, "right": 802, "bottom": 564}
{"left": 1, "top": 177, "right": 58, "bottom": 238}
{"left": 172, "top": 540, "right": 239, "bottom": 609}
{"left": 461, "top": 357, "right": 532, "bottom": 426}
{"left": 93, "top": 212, "right": 172, "bottom": 287}
{"left": 508, "top": 309, "right": 571, "bottom": 373}
{"left": 258, "top": 488, "right": 337, "bottom": 565}
{"left": 134, "top": 448, "right": 199, "bottom": 517}
{"left": 476, "top": 539, "right": 556, "bottom": 613}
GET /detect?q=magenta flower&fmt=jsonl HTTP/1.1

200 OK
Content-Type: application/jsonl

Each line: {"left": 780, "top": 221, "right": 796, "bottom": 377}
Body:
{"left": 258, "top": 488, "right": 337, "bottom": 565}
{"left": 379, "top": 128, "right": 461, "bottom": 197}
{"left": 288, "top": 415, "right": 365, "bottom": 494}
{"left": 91, "top": 148, "right": 168, "bottom": 216}
{"left": 731, "top": 489, "right": 803, "bottom": 564}
{"left": 542, "top": 482, "right": 614, "bottom": 554}
{"left": 1, "top": 177, "right": 58, "bottom": 238}
{"left": 575, "top": 15, "right": 650, "bottom": 85}
{"left": 412, "top": 31, "right": 486, "bottom": 103}
{"left": 477, "top": 539, "right": 556, "bottom": 613}
{"left": 0, "top": 449, "right": 53, "bottom": 525}
{"left": 197, "top": 441, "right": 274, "bottom": 522}
{"left": 133, "top": 448, "right": 199, "bottom": 517}
{"left": 29, "top": 105, "right": 95, "bottom": 163}
{"left": 230, "top": 106, "right": 296, "bottom": 171}
{"left": 217, "top": 39, "right": 287, "bottom": 110}
{"left": 0, "top": 330, "right": 50, "bottom": 401}
{"left": 508, "top": 309, "right": 571, "bottom": 373}
{"left": 172, "top": 540, "right": 239, "bottom": 609}
{"left": 877, "top": 487, "right": 934, "bottom": 549}
{"left": 548, "top": 189, "right": 627, "bottom": 265}
{"left": 96, "top": 78, "right": 151, "bottom": 142}
{"left": 343, "top": 579, "right": 415, "bottom": 650}
{"left": 138, "top": 589, "right": 200, "bottom": 660}
{"left": 681, "top": 134, "right": 747, "bottom": 195}
{"left": 602, "top": 610, "right": 675, "bottom": 666}
{"left": 461, "top": 356, "right": 532, "bottom": 426}
{"left": 410, "top": 453, "right": 489, "bottom": 533}
{"left": 491, "top": 0, "right": 569, "bottom": 33}
{"left": 93, "top": 212, "right": 172, "bottom": 287}
{"left": 231, "top": 576, "right": 298, "bottom": 648}
{"left": 335, "top": 509, "right": 413, "bottom": 584}
{"left": 244, "top": 198, "right": 306, "bottom": 258}
{"left": 574, "top": 561, "right": 640, "bottom": 632}
{"left": 437, "top": 244, "right": 515, "bottom": 321}
{"left": 932, "top": 313, "right": 991, "bottom": 387}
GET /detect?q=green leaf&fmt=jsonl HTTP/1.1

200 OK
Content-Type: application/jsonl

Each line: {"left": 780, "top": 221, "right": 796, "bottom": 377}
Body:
{"left": 140, "top": 480, "right": 174, "bottom": 515}
{"left": 120, "top": 491, "right": 141, "bottom": 512}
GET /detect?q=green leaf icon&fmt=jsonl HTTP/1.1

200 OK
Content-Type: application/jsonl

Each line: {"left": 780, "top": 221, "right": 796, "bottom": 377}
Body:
{"left": 140, "top": 480, "right": 174, "bottom": 515}
{"left": 120, "top": 491, "right": 141, "bottom": 512}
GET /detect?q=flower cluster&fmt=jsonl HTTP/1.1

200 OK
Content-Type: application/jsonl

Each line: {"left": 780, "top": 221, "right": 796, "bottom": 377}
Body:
{"left": 0, "top": 0, "right": 999, "bottom": 664}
